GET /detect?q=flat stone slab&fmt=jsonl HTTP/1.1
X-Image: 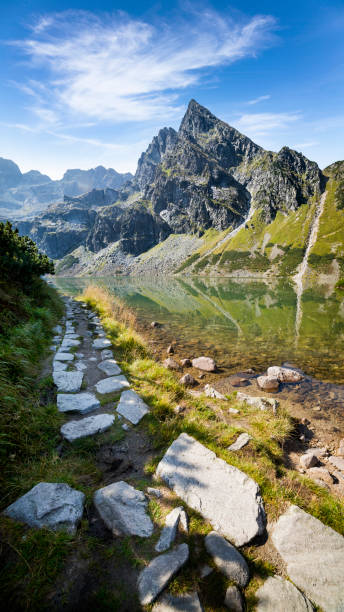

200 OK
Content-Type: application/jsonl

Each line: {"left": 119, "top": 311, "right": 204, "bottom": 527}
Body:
{"left": 329, "top": 456, "right": 344, "bottom": 472}
{"left": 61, "top": 339, "right": 80, "bottom": 349}
{"left": 236, "top": 392, "right": 279, "bottom": 412}
{"left": 64, "top": 333, "right": 80, "bottom": 340}
{"left": 156, "top": 433, "right": 266, "bottom": 546}
{"left": 75, "top": 361, "right": 87, "bottom": 372}
{"left": 61, "top": 414, "right": 115, "bottom": 442}
{"left": 53, "top": 371, "right": 83, "bottom": 392}
{"left": 92, "top": 338, "right": 112, "bottom": 349}
{"left": 55, "top": 352, "right": 74, "bottom": 362}
{"left": 116, "top": 390, "right": 149, "bottom": 424}
{"left": 228, "top": 433, "right": 252, "bottom": 451}
{"left": 155, "top": 506, "right": 185, "bottom": 553}
{"left": 271, "top": 505, "right": 344, "bottom": 612}
{"left": 53, "top": 361, "right": 68, "bottom": 372}
{"left": 97, "top": 359, "right": 122, "bottom": 376}
{"left": 57, "top": 392, "right": 100, "bottom": 414}
{"left": 3, "top": 482, "right": 85, "bottom": 534}
{"left": 101, "top": 349, "right": 114, "bottom": 360}
{"left": 138, "top": 543, "right": 189, "bottom": 605}
{"left": 256, "top": 576, "right": 314, "bottom": 611}
{"left": 53, "top": 325, "right": 63, "bottom": 334}
{"left": 205, "top": 531, "right": 249, "bottom": 586}
{"left": 153, "top": 592, "right": 203, "bottom": 611}
{"left": 95, "top": 375, "right": 130, "bottom": 395}
{"left": 93, "top": 481, "right": 153, "bottom": 537}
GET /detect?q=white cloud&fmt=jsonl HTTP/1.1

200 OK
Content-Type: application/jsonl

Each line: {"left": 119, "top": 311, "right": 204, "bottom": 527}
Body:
{"left": 13, "top": 9, "right": 277, "bottom": 123}
{"left": 293, "top": 141, "right": 319, "bottom": 149}
{"left": 247, "top": 94, "right": 271, "bottom": 105}
{"left": 233, "top": 111, "right": 301, "bottom": 136}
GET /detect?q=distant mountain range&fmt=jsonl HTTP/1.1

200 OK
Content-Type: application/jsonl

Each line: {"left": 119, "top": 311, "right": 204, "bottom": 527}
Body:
{"left": 12, "top": 100, "right": 344, "bottom": 282}
{"left": 0, "top": 158, "right": 132, "bottom": 218}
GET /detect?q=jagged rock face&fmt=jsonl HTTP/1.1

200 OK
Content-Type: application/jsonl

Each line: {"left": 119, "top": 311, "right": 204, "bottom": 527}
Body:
{"left": 233, "top": 146, "right": 325, "bottom": 222}
{"left": 0, "top": 158, "right": 22, "bottom": 190}
{"left": 88, "top": 202, "right": 171, "bottom": 255}
{"left": 179, "top": 99, "right": 263, "bottom": 169}
{"left": 135, "top": 127, "right": 178, "bottom": 190}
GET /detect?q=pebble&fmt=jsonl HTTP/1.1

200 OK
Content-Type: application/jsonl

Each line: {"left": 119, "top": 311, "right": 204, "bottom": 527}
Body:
{"left": 179, "top": 373, "right": 196, "bottom": 386}
{"left": 228, "top": 433, "right": 252, "bottom": 451}
{"left": 164, "top": 358, "right": 181, "bottom": 371}
{"left": 181, "top": 358, "right": 192, "bottom": 367}
{"left": 147, "top": 487, "right": 162, "bottom": 498}
{"left": 166, "top": 345, "right": 174, "bottom": 354}
{"left": 257, "top": 376, "right": 279, "bottom": 392}
{"left": 192, "top": 356, "right": 216, "bottom": 372}
{"left": 299, "top": 453, "right": 318, "bottom": 469}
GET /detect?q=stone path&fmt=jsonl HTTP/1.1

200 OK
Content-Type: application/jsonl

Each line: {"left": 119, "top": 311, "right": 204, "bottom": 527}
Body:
{"left": 4, "top": 295, "right": 344, "bottom": 610}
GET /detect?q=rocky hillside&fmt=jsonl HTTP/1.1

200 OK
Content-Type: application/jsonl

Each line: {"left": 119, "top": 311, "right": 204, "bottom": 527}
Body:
{"left": 0, "top": 157, "right": 132, "bottom": 219}
{"left": 15, "top": 100, "right": 343, "bottom": 279}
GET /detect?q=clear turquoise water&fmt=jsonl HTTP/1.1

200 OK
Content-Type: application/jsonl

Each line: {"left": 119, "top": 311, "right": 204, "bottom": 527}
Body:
{"left": 54, "top": 276, "right": 344, "bottom": 385}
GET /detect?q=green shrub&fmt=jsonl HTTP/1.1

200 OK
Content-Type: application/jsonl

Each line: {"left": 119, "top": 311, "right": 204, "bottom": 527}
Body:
{"left": 0, "top": 221, "right": 54, "bottom": 283}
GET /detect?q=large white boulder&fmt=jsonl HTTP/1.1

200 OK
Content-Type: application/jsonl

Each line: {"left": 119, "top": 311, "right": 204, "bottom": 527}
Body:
{"left": 156, "top": 433, "right": 266, "bottom": 546}
{"left": 271, "top": 505, "right": 344, "bottom": 612}
{"left": 3, "top": 482, "right": 85, "bottom": 534}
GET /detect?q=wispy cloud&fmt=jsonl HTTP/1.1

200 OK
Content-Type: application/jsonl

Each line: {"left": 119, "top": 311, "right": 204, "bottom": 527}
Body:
{"left": 247, "top": 94, "right": 271, "bottom": 105}
{"left": 293, "top": 141, "right": 318, "bottom": 149}
{"left": 234, "top": 111, "right": 300, "bottom": 136}
{"left": 12, "top": 9, "right": 277, "bottom": 123}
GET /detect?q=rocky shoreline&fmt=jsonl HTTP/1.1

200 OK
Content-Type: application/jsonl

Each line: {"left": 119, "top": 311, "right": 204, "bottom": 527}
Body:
{"left": 2, "top": 290, "right": 344, "bottom": 610}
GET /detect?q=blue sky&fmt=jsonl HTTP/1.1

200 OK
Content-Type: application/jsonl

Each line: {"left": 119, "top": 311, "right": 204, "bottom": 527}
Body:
{"left": 0, "top": 0, "right": 343, "bottom": 178}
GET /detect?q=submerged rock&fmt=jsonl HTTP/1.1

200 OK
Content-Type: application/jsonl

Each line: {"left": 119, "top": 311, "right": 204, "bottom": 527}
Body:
{"left": 192, "top": 357, "right": 216, "bottom": 372}
{"left": 164, "top": 358, "right": 181, "bottom": 371}
{"left": 3, "top": 482, "right": 85, "bottom": 534}
{"left": 137, "top": 543, "right": 189, "bottom": 605}
{"left": 94, "top": 481, "right": 153, "bottom": 537}
{"left": 256, "top": 576, "right": 314, "bottom": 611}
{"left": 156, "top": 433, "right": 266, "bottom": 546}
{"left": 257, "top": 376, "right": 279, "bottom": 392}
{"left": 179, "top": 374, "right": 196, "bottom": 386}
{"left": 271, "top": 505, "right": 344, "bottom": 612}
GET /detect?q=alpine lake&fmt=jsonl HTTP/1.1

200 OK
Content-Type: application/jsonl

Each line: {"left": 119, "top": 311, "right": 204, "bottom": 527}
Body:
{"left": 54, "top": 275, "right": 344, "bottom": 427}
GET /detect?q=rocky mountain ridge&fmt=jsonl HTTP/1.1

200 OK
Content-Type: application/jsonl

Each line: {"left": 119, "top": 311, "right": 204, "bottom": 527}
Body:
{"left": 0, "top": 157, "right": 132, "bottom": 219}
{"left": 14, "top": 99, "right": 343, "bottom": 279}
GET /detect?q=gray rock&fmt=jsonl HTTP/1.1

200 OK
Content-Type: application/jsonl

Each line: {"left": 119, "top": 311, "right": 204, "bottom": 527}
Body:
{"left": 95, "top": 375, "right": 130, "bottom": 395}
{"left": 101, "top": 349, "right": 114, "bottom": 360}
{"left": 271, "top": 505, "right": 344, "bottom": 612}
{"left": 53, "top": 371, "right": 83, "bottom": 392}
{"left": 329, "top": 456, "right": 344, "bottom": 472}
{"left": 236, "top": 392, "right": 279, "bottom": 412}
{"left": 75, "top": 352, "right": 84, "bottom": 358}
{"left": 116, "top": 390, "right": 150, "bottom": 424}
{"left": 147, "top": 487, "right": 163, "bottom": 498}
{"left": 64, "top": 333, "right": 80, "bottom": 340}
{"left": 192, "top": 356, "right": 216, "bottom": 372}
{"left": 54, "top": 352, "right": 74, "bottom": 362}
{"left": 205, "top": 531, "right": 249, "bottom": 586}
{"left": 122, "top": 424, "right": 130, "bottom": 431}
{"left": 57, "top": 392, "right": 100, "bottom": 414}
{"left": 53, "top": 325, "right": 63, "bottom": 334}
{"left": 93, "top": 481, "right": 153, "bottom": 537}
{"left": 224, "top": 585, "right": 245, "bottom": 611}
{"left": 97, "top": 359, "right": 122, "bottom": 376}
{"left": 299, "top": 453, "right": 318, "bottom": 469}
{"left": 3, "top": 482, "right": 85, "bottom": 534}
{"left": 156, "top": 433, "right": 266, "bottom": 546}
{"left": 138, "top": 543, "right": 189, "bottom": 605}
{"left": 155, "top": 506, "right": 184, "bottom": 552}
{"left": 256, "top": 576, "right": 314, "bottom": 611}
{"left": 200, "top": 565, "right": 213, "bottom": 578}
{"left": 92, "top": 338, "right": 112, "bottom": 349}
{"left": 50, "top": 345, "right": 57, "bottom": 352}
{"left": 267, "top": 366, "right": 303, "bottom": 383}
{"left": 257, "top": 376, "right": 279, "bottom": 392}
{"left": 75, "top": 361, "right": 87, "bottom": 372}
{"left": 89, "top": 356, "right": 97, "bottom": 362}
{"left": 204, "top": 384, "right": 227, "bottom": 400}
{"left": 61, "top": 414, "right": 115, "bottom": 442}
{"left": 53, "top": 361, "right": 68, "bottom": 372}
{"left": 61, "top": 338, "right": 80, "bottom": 349}
{"left": 179, "top": 374, "right": 196, "bottom": 386}
{"left": 228, "top": 433, "right": 252, "bottom": 451}
{"left": 153, "top": 592, "right": 203, "bottom": 611}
